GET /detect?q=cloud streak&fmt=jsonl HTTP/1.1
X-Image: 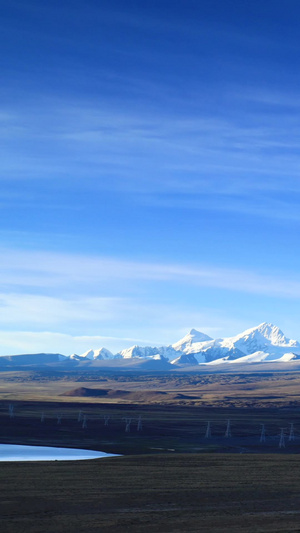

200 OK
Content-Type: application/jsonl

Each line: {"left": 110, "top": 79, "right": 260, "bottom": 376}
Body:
{"left": 2, "top": 91, "right": 300, "bottom": 224}
{"left": 3, "top": 99, "right": 300, "bottom": 192}
{"left": 0, "top": 248, "right": 300, "bottom": 299}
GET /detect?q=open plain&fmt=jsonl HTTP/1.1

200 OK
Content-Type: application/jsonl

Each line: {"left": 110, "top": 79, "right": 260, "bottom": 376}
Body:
{"left": 1, "top": 370, "right": 300, "bottom": 532}
{"left": 1, "top": 454, "right": 300, "bottom": 532}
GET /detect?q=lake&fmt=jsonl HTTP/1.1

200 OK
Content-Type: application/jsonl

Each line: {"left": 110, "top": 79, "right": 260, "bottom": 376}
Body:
{"left": 0, "top": 444, "right": 118, "bottom": 461}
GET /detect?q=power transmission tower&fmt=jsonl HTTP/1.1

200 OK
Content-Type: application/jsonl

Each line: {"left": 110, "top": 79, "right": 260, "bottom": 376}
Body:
{"left": 260, "top": 424, "right": 266, "bottom": 443}
{"left": 205, "top": 421, "right": 211, "bottom": 438}
{"left": 289, "top": 423, "right": 295, "bottom": 442}
{"left": 123, "top": 418, "right": 131, "bottom": 433}
{"left": 225, "top": 419, "right": 231, "bottom": 438}
{"left": 137, "top": 415, "right": 142, "bottom": 432}
{"left": 279, "top": 428, "right": 285, "bottom": 448}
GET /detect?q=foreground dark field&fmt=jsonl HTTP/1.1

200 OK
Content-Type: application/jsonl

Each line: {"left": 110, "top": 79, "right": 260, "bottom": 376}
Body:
{"left": 1, "top": 454, "right": 300, "bottom": 532}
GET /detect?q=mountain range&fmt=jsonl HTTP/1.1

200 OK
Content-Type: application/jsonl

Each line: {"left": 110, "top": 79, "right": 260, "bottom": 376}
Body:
{"left": 0, "top": 322, "right": 300, "bottom": 371}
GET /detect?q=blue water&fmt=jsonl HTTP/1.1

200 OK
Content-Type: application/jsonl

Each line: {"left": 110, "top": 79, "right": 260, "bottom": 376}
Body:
{"left": 0, "top": 444, "right": 118, "bottom": 461}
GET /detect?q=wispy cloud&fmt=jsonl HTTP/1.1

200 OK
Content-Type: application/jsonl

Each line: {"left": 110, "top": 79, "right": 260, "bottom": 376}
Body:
{"left": 145, "top": 190, "right": 300, "bottom": 222}
{"left": 0, "top": 293, "right": 125, "bottom": 327}
{"left": 0, "top": 330, "right": 150, "bottom": 356}
{"left": 0, "top": 248, "right": 300, "bottom": 299}
{"left": 2, "top": 98, "right": 300, "bottom": 200}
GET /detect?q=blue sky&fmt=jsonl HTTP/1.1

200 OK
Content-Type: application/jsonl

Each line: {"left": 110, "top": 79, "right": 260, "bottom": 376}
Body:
{"left": 1, "top": 0, "right": 300, "bottom": 354}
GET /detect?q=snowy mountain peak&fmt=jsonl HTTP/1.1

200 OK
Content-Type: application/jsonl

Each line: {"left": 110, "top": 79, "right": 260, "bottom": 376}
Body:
{"left": 76, "top": 347, "right": 114, "bottom": 360}
{"left": 80, "top": 349, "right": 95, "bottom": 360}
{"left": 119, "top": 344, "right": 179, "bottom": 360}
{"left": 170, "top": 322, "right": 300, "bottom": 363}
{"left": 236, "top": 322, "right": 299, "bottom": 348}
{"left": 188, "top": 328, "right": 212, "bottom": 341}
{"left": 256, "top": 322, "right": 297, "bottom": 345}
{"left": 259, "top": 323, "right": 286, "bottom": 343}
{"left": 172, "top": 328, "right": 212, "bottom": 352}
{"left": 189, "top": 328, "right": 201, "bottom": 336}
{"left": 93, "top": 347, "right": 114, "bottom": 360}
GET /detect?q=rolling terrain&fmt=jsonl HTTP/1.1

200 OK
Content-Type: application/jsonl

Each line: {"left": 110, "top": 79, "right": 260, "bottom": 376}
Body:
{"left": 1, "top": 369, "right": 300, "bottom": 408}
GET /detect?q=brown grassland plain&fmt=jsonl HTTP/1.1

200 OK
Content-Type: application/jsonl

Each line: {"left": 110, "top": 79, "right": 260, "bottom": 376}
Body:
{"left": 1, "top": 370, "right": 300, "bottom": 532}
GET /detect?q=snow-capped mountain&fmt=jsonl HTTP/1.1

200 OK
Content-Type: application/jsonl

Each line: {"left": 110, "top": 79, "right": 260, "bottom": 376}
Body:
{"left": 118, "top": 344, "right": 179, "bottom": 361}
{"left": 84, "top": 348, "right": 114, "bottom": 360}
{"left": 7, "top": 322, "right": 299, "bottom": 370}
{"left": 70, "top": 347, "right": 114, "bottom": 360}
{"left": 172, "top": 328, "right": 212, "bottom": 352}
{"left": 67, "top": 322, "right": 300, "bottom": 367}
{"left": 172, "top": 323, "right": 300, "bottom": 363}
{"left": 221, "top": 323, "right": 299, "bottom": 355}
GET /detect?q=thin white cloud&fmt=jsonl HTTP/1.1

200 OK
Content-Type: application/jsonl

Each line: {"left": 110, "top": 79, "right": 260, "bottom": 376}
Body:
{"left": 145, "top": 192, "right": 300, "bottom": 222}
{"left": 3, "top": 100, "right": 300, "bottom": 201}
{"left": 0, "top": 248, "right": 300, "bottom": 299}
{"left": 0, "top": 331, "right": 153, "bottom": 356}
{"left": 0, "top": 293, "right": 124, "bottom": 326}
